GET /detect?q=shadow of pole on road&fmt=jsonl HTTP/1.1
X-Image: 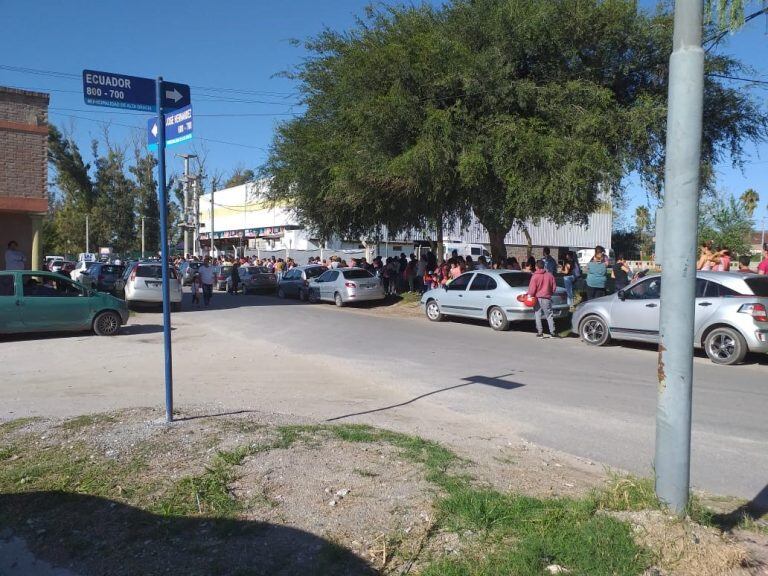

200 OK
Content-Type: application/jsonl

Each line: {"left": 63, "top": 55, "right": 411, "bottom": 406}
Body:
{"left": 326, "top": 373, "right": 524, "bottom": 422}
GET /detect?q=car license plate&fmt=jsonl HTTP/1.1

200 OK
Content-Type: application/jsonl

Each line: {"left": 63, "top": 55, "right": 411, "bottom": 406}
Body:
{"left": 146, "top": 280, "right": 160, "bottom": 287}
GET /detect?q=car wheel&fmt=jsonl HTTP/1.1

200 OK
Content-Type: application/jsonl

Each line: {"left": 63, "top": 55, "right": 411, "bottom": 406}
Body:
{"left": 425, "top": 299, "right": 443, "bottom": 322}
{"left": 704, "top": 326, "right": 748, "bottom": 365}
{"left": 278, "top": 288, "right": 286, "bottom": 299}
{"left": 93, "top": 311, "right": 121, "bottom": 336}
{"left": 579, "top": 315, "right": 609, "bottom": 346}
{"left": 334, "top": 292, "right": 344, "bottom": 307}
{"left": 487, "top": 306, "right": 509, "bottom": 331}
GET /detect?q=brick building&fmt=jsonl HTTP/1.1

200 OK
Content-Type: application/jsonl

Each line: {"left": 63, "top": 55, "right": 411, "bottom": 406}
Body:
{"left": 0, "top": 86, "right": 49, "bottom": 270}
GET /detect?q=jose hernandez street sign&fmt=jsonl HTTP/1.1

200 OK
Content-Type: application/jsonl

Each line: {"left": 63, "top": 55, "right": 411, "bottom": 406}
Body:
{"left": 148, "top": 105, "right": 193, "bottom": 151}
{"left": 83, "top": 68, "right": 191, "bottom": 423}
{"left": 83, "top": 69, "right": 190, "bottom": 111}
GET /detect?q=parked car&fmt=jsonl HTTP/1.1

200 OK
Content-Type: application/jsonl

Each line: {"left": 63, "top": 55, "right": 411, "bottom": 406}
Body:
{"left": 121, "top": 262, "right": 183, "bottom": 310}
{"left": 277, "top": 265, "right": 327, "bottom": 300}
{"left": 230, "top": 266, "right": 277, "bottom": 294}
{"left": 572, "top": 271, "right": 768, "bottom": 365}
{"left": 308, "top": 268, "right": 385, "bottom": 306}
{"left": 420, "top": 270, "right": 570, "bottom": 331}
{"left": 80, "top": 262, "right": 125, "bottom": 293}
{"left": 0, "top": 270, "right": 128, "bottom": 336}
{"left": 50, "top": 260, "right": 75, "bottom": 275}
{"left": 44, "top": 255, "right": 64, "bottom": 271}
{"left": 180, "top": 261, "right": 202, "bottom": 286}
{"left": 214, "top": 265, "right": 233, "bottom": 291}
{"left": 70, "top": 260, "right": 97, "bottom": 284}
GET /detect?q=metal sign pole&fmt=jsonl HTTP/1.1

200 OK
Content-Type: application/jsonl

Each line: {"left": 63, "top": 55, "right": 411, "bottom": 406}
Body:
{"left": 155, "top": 76, "right": 174, "bottom": 423}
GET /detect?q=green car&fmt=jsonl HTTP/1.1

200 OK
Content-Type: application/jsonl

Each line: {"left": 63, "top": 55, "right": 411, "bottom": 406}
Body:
{"left": 0, "top": 270, "right": 129, "bottom": 336}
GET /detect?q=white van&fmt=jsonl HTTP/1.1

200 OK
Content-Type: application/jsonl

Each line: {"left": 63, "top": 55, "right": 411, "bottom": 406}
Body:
{"left": 444, "top": 242, "right": 491, "bottom": 261}
{"left": 576, "top": 248, "right": 614, "bottom": 267}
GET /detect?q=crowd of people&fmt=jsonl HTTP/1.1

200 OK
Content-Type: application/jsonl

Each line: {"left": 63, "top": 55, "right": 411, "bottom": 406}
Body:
{"left": 172, "top": 240, "right": 768, "bottom": 309}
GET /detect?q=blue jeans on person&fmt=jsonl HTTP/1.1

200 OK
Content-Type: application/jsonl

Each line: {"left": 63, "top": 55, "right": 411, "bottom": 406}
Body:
{"left": 563, "top": 275, "right": 575, "bottom": 305}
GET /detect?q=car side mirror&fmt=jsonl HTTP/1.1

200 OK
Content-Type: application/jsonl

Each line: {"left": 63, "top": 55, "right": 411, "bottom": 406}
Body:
{"left": 617, "top": 290, "right": 626, "bottom": 301}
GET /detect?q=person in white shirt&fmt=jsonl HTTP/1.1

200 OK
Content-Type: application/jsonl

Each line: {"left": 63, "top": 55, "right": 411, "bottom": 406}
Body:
{"left": 197, "top": 257, "right": 216, "bottom": 306}
{"left": 4, "top": 240, "right": 26, "bottom": 270}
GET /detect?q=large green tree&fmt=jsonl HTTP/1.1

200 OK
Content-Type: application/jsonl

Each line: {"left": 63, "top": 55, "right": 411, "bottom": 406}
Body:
{"left": 262, "top": 0, "right": 767, "bottom": 261}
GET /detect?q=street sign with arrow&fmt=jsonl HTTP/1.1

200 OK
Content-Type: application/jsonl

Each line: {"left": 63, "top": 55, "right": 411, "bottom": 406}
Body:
{"left": 83, "top": 69, "right": 190, "bottom": 111}
{"left": 147, "top": 104, "right": 193, "bottom": 151}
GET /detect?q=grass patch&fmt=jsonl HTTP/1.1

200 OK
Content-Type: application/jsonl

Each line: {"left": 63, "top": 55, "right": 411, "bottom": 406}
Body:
{"left": 428, "top": 487, "right": 649, "bottom": 576}
{"left": 594, "top": 473, "right": 659, "bottom": 511}
{"left": 0, "top": 417, "right": 41, "bottom": 435}
{"left": 59, "top": 414, "right": 116, "bottom": 431}
{"left": 153, "top": 456, "right": 239, "bottom": 518}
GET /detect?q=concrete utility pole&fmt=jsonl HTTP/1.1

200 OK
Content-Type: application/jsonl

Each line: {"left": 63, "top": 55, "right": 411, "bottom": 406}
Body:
{"left": 85, "top": 214, "right": 90, "bottom": 254}
{"left": 141, "top": 216, "right": 146, "bottom": 259}
{"left": 193, "top": 175, "right": 202, "bottom": 256}
{"left": 656, "top": 0, "right": 705, "bottom": 515}
{"left": 210, "top": 186, "right": 215, "bottom": 257}
{"left": 178, "top": 153, "right": 197, "bottom": 257}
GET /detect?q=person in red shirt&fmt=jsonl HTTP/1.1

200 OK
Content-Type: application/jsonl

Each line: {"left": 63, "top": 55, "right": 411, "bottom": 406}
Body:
{"left": 758, "top": 244, "right": 768, "bottom": 275}
{"left": 527, "top": 259, "right": 558, "bottom": 339}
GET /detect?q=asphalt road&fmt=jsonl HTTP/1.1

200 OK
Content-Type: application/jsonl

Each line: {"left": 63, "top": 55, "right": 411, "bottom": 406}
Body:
{"left": 2, "top": 291, "right": 766, "bottom": 501}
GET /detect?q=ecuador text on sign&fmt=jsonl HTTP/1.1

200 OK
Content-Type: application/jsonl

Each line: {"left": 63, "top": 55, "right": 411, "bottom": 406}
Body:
{"left": 147, "top": 105, "right": 193, "bottom": 151}
{"left": 83, "top": 70, "right": 191, "bottom": 112}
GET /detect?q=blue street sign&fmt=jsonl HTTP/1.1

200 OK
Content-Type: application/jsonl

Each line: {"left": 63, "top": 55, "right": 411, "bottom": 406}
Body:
{"left": 83, "top": 70, "right": 190, "bottom": 111}
{"left": 147, "top": 105, "right": 193, "bottom": 151}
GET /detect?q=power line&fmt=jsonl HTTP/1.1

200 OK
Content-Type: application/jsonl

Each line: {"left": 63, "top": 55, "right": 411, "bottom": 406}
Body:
{"left": 49, "top": 106, "right": 297, "bottom": 118}
{"left": 706, "top": 73, "right": 768, "bottom": 86}
{"left": 48, "top": 112, "right": 268, "bottom": 150}
{"left": 0, "top": 63, "right": 298, "bottom": 99}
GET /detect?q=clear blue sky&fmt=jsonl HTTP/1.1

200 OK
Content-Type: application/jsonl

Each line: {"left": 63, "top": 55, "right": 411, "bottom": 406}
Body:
{"left": 2, "top": 0, "right": 767, "bottom": 228}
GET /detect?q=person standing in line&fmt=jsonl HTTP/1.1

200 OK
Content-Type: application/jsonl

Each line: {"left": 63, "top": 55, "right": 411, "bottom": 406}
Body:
{"left": 527, "top": 259, "right": 559, "bottom": 339}
{"left": 737, "top": 255, "right": 753, "bottom": 273}
{"left": 230, "top": 261, "right": 240, "bottom": 295}
{"left": 191, "top": 272, "right": 201, "bottom": 306}
{"left": 758, "top": 244, "right": 768, "bottom": 275}
{"left": 542, "top": 247, "right": 558, "bottom": 275}
{"left": 612, "top": 254, "right": 631, "bottom": 292}
{"left": 562, "top": 251, "right": 579, "bottom": 306}
{"left": 4, "top": 240, "right": 26, "bottom": 270}
{"left": 585, "top": 247, "right": 608, "bottom": 300}
{"left": 198, "top": 257, "right": 216, "bottom": 307}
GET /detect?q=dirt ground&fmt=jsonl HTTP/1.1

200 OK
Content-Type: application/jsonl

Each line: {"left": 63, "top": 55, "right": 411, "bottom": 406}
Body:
{"left": 0, "top": 409, "right": 765, "bottom": 576}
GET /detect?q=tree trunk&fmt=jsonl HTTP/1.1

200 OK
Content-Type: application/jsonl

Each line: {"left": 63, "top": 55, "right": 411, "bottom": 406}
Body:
{"left": 522, "top": 227, "right": 533, "bottom": 258}
{"left": 488, "top": 228, "right": 507, "bottom": 263}
{"left": 435, "top": 213, "right": 445, "bottom": 264}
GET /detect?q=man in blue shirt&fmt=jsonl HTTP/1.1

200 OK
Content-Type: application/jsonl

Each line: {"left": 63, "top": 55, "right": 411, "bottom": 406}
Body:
{"left": 542, "top": 247, "right": 558, "bottom": 275}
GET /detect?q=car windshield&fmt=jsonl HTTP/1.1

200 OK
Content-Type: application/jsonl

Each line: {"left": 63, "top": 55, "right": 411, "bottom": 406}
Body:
{"left": 100, "top": 265, "right": 120, "bottom": 274}
{"left": 343, "top": 269, "right": 374, "bottom": 279}
{"left": 744, "top": 277, "right": 768, "bottom": 297}
{"left": 305, "top": 267, "right": 325, "bottom": 278}
{"left": 500, "top": 272, "right": 532, "bottom": 287}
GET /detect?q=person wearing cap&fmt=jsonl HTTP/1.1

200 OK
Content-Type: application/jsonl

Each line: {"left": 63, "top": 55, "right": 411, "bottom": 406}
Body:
{"left": 527, "top": 259, "right": 558, "bottom": 339}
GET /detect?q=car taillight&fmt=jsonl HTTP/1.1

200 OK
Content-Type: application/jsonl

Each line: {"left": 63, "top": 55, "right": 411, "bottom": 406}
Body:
{"left": 739, "top": 303, "right": 767, "bottom": 322}
{"left": 129, "top": 267, "right": 137, "bottom": 282}
{"left": 345, "top": 282, "right": 356, "bottom": 288}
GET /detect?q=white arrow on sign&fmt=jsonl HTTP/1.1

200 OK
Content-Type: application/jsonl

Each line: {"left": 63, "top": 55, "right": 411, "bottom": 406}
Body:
{"left": 165, "top": 88, "right": 182, "bottom": 103}
{"left": 150, "top": 122, "right": 158, "bottom": 137}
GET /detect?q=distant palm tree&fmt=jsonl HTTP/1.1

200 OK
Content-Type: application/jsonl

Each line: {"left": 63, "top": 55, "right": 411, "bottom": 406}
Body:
{"left": 740, "top": 188, "right": 760, "bottom": 217}
{"left": 635, "top": 206, "right": 651, "bottom": 233}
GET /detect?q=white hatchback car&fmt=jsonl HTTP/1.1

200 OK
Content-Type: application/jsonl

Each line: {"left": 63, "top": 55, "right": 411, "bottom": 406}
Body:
{"left": 121, "top": 262, "right": 183, "bottom": 310}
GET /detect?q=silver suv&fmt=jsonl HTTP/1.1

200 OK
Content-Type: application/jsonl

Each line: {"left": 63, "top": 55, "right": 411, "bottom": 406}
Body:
{"left": 572, "top": 271, "right": 768, "bottom": 365}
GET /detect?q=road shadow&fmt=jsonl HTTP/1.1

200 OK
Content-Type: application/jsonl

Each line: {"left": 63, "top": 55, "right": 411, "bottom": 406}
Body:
{"left": 712, "top": 484, "right": 768, "bottom": 531}
{"left": 120, "top": 323, "right": 169, "bottom": 335}
{"left": 0, "top": 491, "right": 376, "bottom": 576}
{"left": 174, "top": 409, "right": 260, "bottom": 422}
{"left": 326, "top": 373, "right": 524, "bottom": 422}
